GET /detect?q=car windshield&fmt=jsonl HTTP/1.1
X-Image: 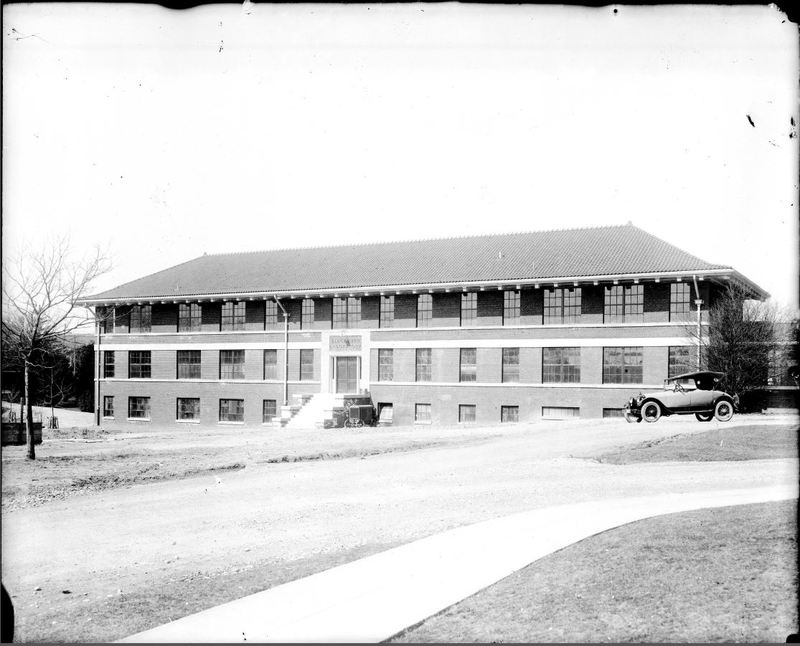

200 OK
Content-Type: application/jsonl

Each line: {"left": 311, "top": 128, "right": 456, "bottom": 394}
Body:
{"left": 664, "top": 377, "right": 697, "bottom": 391}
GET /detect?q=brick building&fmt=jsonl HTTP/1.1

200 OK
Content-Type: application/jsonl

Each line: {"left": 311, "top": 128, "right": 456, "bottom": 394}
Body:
{"left": 78, "top": 225, "right": 767, "bottom": 428}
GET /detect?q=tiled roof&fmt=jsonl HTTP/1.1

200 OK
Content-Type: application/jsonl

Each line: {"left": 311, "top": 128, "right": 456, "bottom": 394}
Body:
{"left": 84, "top": 224, "right": 758, "bottom": 302}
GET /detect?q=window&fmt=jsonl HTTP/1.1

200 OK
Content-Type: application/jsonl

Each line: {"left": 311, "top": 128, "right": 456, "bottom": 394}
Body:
{"left": 177, "top": 398, "right": 200, "bottom": 421}
{"left": 221, "top": 301, "right": 246, "bottom": 331}
{"left": 100, "top": 307, "right": 115, "bottom": 334}
{"left": 501, "top": 405, "right": 519, "bottom": 423}
{"left": 265, "top": 300, "right": 279, "bottom": 329}
{"left": 604, "top": 285, "right": 643, "bottom": 323}
{"left": 670, "top": 283, "right": 692, "bottom": 320}
{"left": 219, "top": 399, "right": 244, "bottom": 422}
{"left": 542, "top": 406, "right": 580, "bottom": 418}
{"left": 459, "top": 348, "right": 477, "bottom": 382}
{"left": 378, "top": 349, "right": 393, "bottom": 381}
{"left": 417, "top": 294, "right": 432, "bottom": 327}
{"left": 219, "top": 350, "right": 245, "bottom": 380}
{"left": 331, "top": 297, "right": 360, "bottom": 328}
{"left": 128, "top": 396, "right": 151, "bottom": 420}
{"left": 460, "top": 293, "right": 477, "bottom": 326}
{"left": 668, "top": 346, "right": 693, "bottom": 378}
{"left": 300, "top": 349, "right": 314, "bottom": 381}
{"left": 503, "top": 291, "right": 520, "bottom": 326}
{"left": 603, "top": 347, "right": 643, "bottom": 384}
{"left": 380, "top": 296, "right": 394, "bottom": 328}
{"left": 103, "top": 396, "right": 114, "bottom": 418}
{"left": 129, "top": 305, "right": 152, "bottom": 333}
{"left": 415, "top": 403, "right": 431, "bottom": 423}
{"left": 502, "top": 348, "right": 520, "bottom": 383}
{"left": 263, "top": 399, "right": 277, "bottom": 423}
{"left": 458, "top": 404, "right": 476, "bottom": 423}
{"left": 177, "top": 350, "right": 201, "bottom": 379}
{"left": 128, "top": 351, "right": 151, "bottom": 378}
{"left": 544, "top": 288, "right": 581, "bottom": 324}
{"left": 301, "top": 299, "right": 314, "bottom": 328}
{"left": 264, "top": 349, "right": 278, "bottom": 380}
{"left": 103, "top": 351, "right": 115, "bottom": 378}
{"left": 603, "top": 408, "right": 625, "bottom": 418}
{"left": 178, "top": 303, "right": 202, "bottom": 332}
{"left": 415, "top": 348, "right": 432, "bottom": 381}
{"left": 542, "top": 347, "right": 581, "bottom": 383}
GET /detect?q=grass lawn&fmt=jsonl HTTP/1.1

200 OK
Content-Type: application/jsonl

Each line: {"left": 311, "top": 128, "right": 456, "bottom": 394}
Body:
{"left": 390, "top": 500, "right": 798, "bottom": 643}
{"left": 595, "top": 422, "right": 797, "bottom": 464}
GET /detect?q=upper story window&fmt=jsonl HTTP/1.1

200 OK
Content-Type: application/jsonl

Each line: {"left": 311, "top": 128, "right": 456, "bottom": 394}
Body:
{"left": 417, "top": 294, "right": 432, "bottom": 328}
{"left": 544, "top": 288, "right": 581, "bottom": 324}
{"left": 415, "top": 348, "right": 432, "bottom": 381}
{"left": 604, "top": 284, "right": 643, "bottom": 324}
{"left": 502, "top": 348, "right": 520, "bottom": 383}
{"left": 378, "top": 349, "right": 393, "bottom": 381}
{"left": 221, "top": 301, "right": 246, "bottom": 331}
{"left": 503, "top": 291, "right": 520, "bottom": 326}
{"left": 301, "top": 299, "right": 314, "bottom": 328}
{"left": 177, "top": 350, "right": 201, "bottom": 379}
{"left": 100, "top": 306, "right": 115, "bottom": 334}
{"left": 542, "top": 347, "right": 581, "bottom": 383}
{"left": 332, "top": 297, "right": 361, "bottom": 328}
{"left": 264, "top": 349, "right": 278, "bottom": 380}
{"left": 128, "top": 351, "right": 151, "bottom": 379}
{"left": 603, "top": 347, "right": 643, "bottom": 384}
{"left": 219, "top": 350, "right": 245, "bottom": 380}
{"left": 103, "top": 351, "right": 115, "bottom": 378}
{"left": 460, "top": 293, "right": 477, "bottom": 326}
{"left": 178, "top": 303, "right": 202, "bottom": 332}
{"left": 459, "top": 348, "right": 477, "bottom": 382}
{"left": 265, "top": 300, "right": 280, "bottom": 329}
{"left": 670, "top": 283, "right": 691, "bottom": 320}
{"left": 129, "top": 305, "right": 152, "bottom": 333}
{"left": 380, "top": 296, "right": 394, "bottom": 328}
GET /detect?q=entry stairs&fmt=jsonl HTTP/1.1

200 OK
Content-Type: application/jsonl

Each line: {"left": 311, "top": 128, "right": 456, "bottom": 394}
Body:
{"left": 269, "top": 392, "right": 372, "bottom": 429}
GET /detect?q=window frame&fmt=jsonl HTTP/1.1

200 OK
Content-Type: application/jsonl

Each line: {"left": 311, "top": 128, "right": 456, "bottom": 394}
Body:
{"left": 417, "top": 294, "right": 433, "bottom": 328}
{"left": 219, "top": 398, "right": 244, "bottom": 423}
{"left": 503, "top": 290, "right": 520, "bottom": 326}
{"left": 301, "top": 299, "right": 314, "bottom": 329}
{"left": 668, "top": 345, "right": 693, "bottom": 378}
{"left": 129, "top": 304, "right": 152, "bottom": 334}
{"left": 604, "top": 284, "right": 644, "bottom": 324}
{"left": 415, "top": 348, "right": 432, "bottom": 382}
{"left": 459, "top": 348, "right": 477, "bottom": 382}
{"left": 221, "top": 301, "right": 246, "bottom": 331}
{"left": 378, "top": 349, "right": 393, "bottom": 381}
{"left": 460, "top": 292, "right": 477, "bottom": 326}
{"left": 502, "top": 347, "right": 520, "bottom": 383}
{"left": 127, "top": 396, "right": 151, "bottom": 420}
{"left": 219, "top": 349, "right": 245, "bottom": 380}
{"left": 602, "top": 346, "right": 644, "bottom": 384}
{"left": 543, "top": 287, "right": 582, "bottom": 324}
{"left": 177, "top": 350, "right": 202, "bottom": 379}
{"left": 542, "top": 347, "right": 581, "bottom": 384}
{"left": 265, "top": 300, "right": 280, "bottom": 330}
{"left": 128, "top": 351, "right": 151, "bottom": 379}
{"left": 300, "top": 349, "right": 315, "bottom": 381}
{"left": 414, "top": 403, "right": 432, "bottom": 424}
{"left": 458, "top": 404, "right": 477, "bottom": 423}
{"left": 669, "top": 282, "right": 692, "bottom": 320}
{"left": 103, "top": 395, "right": 114, "bottom": 418}
{"left": 262, "top": 399, "right": 278, "bottom": 423}
{"left": 501, "top": 405, "right": 519, "bottom": 423}
{"left": 178, "top": 303, "right": 202, "bottom": 332}
{"left": 176, "top": 397, "right": 201, "bottom": 422}
{"left": 103, "top": 351, "right": 115, "bottom": 378}
{"left": 379, "top": 295, "right": 395, "bottom": 328}
{"left": 263, "top": 349, "right": 278, "bottom": 380}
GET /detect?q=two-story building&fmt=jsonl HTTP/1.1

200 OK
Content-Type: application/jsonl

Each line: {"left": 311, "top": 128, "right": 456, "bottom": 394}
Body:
{"left": 78, "top": 224, "right": 767, "bottom": 428}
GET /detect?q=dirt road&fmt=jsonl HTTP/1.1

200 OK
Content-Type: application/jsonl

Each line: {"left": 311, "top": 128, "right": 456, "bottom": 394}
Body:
{"left": 2, "top": 415, "right": 796, "bottom": 642}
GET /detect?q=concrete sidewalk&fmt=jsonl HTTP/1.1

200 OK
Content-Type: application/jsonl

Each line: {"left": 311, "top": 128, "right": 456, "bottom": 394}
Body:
{"left": 120, "top": 484, "right": 797, "bottom": 643}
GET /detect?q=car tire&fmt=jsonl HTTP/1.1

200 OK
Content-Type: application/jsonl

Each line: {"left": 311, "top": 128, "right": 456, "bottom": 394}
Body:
{"left": 641, "top": 401, "right": 661, "bottom": 423}
{"left": 714, "top": 399, "right": 734, "bottom": 422}
{"left": 695, "top": 412, "right": 713, "bottom": 422}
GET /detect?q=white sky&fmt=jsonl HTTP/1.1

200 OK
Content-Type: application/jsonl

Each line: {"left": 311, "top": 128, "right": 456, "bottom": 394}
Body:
{"left": 3, "top": 3, "right": 798, "bottom": 309}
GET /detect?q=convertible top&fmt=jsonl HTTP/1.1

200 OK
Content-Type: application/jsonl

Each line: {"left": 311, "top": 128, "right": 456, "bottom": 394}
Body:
{"left": 668, "top": 371, "right": 725, "bottom": 381}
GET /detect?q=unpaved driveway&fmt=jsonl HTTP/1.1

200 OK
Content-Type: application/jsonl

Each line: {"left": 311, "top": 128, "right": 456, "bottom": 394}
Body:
{"left": 2, "top": 415, "right": 797, "bottom": 642}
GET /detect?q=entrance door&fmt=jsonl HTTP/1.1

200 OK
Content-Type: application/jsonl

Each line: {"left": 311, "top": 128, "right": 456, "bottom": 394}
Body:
{"left": 335, "top": 356, "right": 359, "bottom": 393}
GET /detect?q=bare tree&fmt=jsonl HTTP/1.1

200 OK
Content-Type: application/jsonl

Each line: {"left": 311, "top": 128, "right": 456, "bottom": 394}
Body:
{"left": 689, "top": 283, "right": 781, "bottom": 409}
{"left": 2, "top": 237, "right": 109, "bottom": 459}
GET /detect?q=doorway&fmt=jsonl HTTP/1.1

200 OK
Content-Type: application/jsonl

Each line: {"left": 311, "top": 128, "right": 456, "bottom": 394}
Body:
{"left": 335, "top": 356, "right": 359, "bottom": 393}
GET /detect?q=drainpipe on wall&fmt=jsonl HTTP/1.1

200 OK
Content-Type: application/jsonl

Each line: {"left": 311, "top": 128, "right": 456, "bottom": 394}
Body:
{"left": 94, "top": 308, "right": 101, "bottom": 426}
{"left": 274, "top": 297, "right": 289, "bottom": 407}
{"left": 692, "top": 275, "right": 703, "bottom": 370}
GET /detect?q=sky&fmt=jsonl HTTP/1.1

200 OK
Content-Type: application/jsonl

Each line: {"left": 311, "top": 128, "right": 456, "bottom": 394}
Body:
{"left": 3, "top": 3, "right": 798, "bottom": 310}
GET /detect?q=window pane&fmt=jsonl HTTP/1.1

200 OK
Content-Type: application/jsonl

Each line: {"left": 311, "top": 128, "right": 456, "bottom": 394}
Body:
{"left": 542, "top": 406, "right": 579, "bottom": 418}
{"left": 263, "top": 399, "right": 277, "bottom": 423}
{"left": 501, "top": 405, "right": 519, "bottom": 423}
{"left": 300, "top": 349, "right": 314, "bottom": 381}
{"left": 103, "top": 351, "right": 115, "bottom": 378}
{"left": 604, "top": 286, "right": 624, "bottom": 323}
{"left": 177, "top": 398, "right": 200, "bottom": 420}
{"left": 130, "top": 305, "right": 152, "bottom": 333}
{"left": 128, "top": 351, "right": 151, "bottom": 379}
{"left": 603, "top": 347, "right": 642, "bottom": 384}
{"left": 625, "top": 285, "right": 644, "bottom": 322}
{"left": 103, "top": 396, "right": 114, "bottom": 417}
{"left": 219, "top": 399, "right": 244, "bottom": 422}
{"left": 301, "top": 299, "right": 314, "bottom": 328}
{"left": 458, "top": 404, "right": 476, "bottom": 423}
{"left": 670, "top": 283, "right": 692, "bottom": 320}
{"left": 503, "top": 291, "right": 520, "bottom": 326}
{"left": 179, "top": 303, "right": 202, "bottom": 332}
{"left": 502, "top": 348, "right": 520, "bottom": 383}
{"left": 459, "top": 348, "right": 476, "bottom": 382}
{"left": 543, "top": 347, "right": 580, "bottom": 383}
{"left": 177, "top": 350, "right": 201, "bottom": 379}
{"left": 128, "top": 396, "right": 151, "bottom": 419}
{"left": 563, "top": 288, "right": 582, "bottom": 324}
{"left": 264, "top": 349, "right": 278, "bottom": 380}
{"left": 265, "top": 300, "right": 279, "bottom": 329}
{"left": 380, "top": 296, "right": 394, "bottom": 328}
{"left": 332, "top": 298, "right": 347, "bottom": 328}
{"left": 417, "top": 294, "right": 432, "bottom": 327}
{"left": 414, "top": 403, "right": 431, "bottom": 423}
{"left": 219, "top": 350, "right": 245, "bottom": 380}
{"left": 460, "top": 293, "right": 477, "bottom": 326}
{"left": 668, "top": 346, "right": 693, "bottom": 378}
{"left": 347, "top": 297, "right": 361, "bottom": 326}
{"left": 378, "top": 349, "right": 393, "bottom": 381}
{"left": 543, "top": 288, "right": 563, "bottom": 324}
{"left": 415, "top": 348, "right": 432, "bottom": 381}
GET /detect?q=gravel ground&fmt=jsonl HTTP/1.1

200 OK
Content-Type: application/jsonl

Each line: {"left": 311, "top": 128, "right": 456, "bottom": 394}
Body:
{"left": 2, "top": 413, "right": 797, "bottom": 642}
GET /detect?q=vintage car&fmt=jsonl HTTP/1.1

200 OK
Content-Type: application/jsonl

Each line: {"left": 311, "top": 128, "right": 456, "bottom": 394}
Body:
{"left": 623, "top": 371, "right": 738, "bottom": 423}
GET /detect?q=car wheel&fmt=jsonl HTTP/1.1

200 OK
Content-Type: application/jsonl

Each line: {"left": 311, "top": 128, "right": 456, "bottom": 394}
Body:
{"left": 714, "top": 399, "right": 734, "bottom": 422}
{"left": 695, "top": 412, "right": 713, "bottom": 422}
{"left": 641, "top": 401, "right": 661, "bottom": 423}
